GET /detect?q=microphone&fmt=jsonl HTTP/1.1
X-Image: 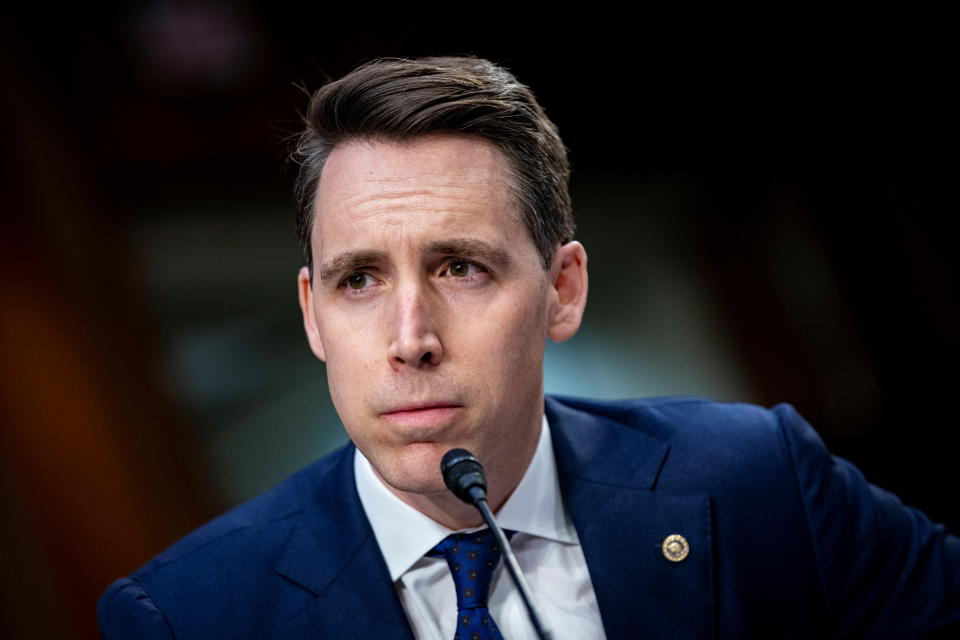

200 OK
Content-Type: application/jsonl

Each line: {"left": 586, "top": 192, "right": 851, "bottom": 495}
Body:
{"left": 440, "top": 448, "right": 487, "bottom": 504}
{"left": 440, "top": 449, "right": 553, "bottom": 640}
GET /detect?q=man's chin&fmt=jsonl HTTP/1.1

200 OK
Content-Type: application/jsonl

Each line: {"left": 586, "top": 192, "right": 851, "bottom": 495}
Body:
{"left": 389, "top": 476, "right": 450, "bottom": 497}
{"left": 369, "top": 445, "right": 452, "bottom": 497}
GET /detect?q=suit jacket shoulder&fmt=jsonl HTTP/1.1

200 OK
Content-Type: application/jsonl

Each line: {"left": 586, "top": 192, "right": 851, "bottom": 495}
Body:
{"left": 97, "top": 441, "right": 410, "bottom": 639}
{"left": 546, "top": 395, "right": 960, "bottom": 638}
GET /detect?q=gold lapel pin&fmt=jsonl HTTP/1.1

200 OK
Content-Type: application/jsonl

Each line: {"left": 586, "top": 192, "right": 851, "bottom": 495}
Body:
{"left": 662, "top": 534, "right": 690, "bottom": 562}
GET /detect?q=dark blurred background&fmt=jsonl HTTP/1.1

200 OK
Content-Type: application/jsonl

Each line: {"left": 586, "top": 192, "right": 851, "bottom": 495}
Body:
{"left": 1, "top": 5, "right": 957, "bottom": 638}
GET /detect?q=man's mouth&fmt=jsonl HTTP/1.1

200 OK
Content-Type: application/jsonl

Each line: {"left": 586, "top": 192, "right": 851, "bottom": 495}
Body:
{"left": 379, "top": 403, "right": 463, "bottom": 429}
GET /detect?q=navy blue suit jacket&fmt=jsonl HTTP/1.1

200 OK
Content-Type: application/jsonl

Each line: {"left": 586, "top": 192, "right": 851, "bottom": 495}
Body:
{"left": 98, "top": 396, "right": 960, "bottom": 638}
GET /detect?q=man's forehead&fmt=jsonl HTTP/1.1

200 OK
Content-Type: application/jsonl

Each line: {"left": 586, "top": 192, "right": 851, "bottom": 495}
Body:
{"left": 309, "top": 133, "right": 530, "bottom": 258}
{"left": 318, "top": 133, "right": 509, "bottom": 194}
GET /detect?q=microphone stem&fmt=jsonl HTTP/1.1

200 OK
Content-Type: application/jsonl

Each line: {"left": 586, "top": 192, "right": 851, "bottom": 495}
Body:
{"left": 475, "top": 498, "right": 553, "bottom": 640}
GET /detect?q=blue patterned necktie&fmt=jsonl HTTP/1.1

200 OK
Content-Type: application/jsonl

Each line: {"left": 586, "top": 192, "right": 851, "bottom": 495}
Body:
{"left": 429, "top": 528, "right": 513, "bottom": 640}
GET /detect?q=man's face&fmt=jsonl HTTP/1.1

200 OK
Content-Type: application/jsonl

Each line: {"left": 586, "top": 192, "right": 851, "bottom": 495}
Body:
{"left": 298, "top": 134, "right": 569, "bottom": 499}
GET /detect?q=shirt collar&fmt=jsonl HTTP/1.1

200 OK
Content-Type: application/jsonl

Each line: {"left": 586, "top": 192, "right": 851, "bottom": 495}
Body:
{"left": 354, "top": 414, "right": 578, "bottom": 582}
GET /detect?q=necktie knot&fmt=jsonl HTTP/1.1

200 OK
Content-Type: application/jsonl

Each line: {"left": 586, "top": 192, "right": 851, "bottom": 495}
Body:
{"left": 428, "top": 528, "right": 514, "bottom": 640}
{"left": 429, "top": 528, "right": 506, "bottom": 609}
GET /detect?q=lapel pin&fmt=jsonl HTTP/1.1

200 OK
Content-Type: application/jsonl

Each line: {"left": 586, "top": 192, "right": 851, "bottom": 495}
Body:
{"left": 662, "top": 534, "right": 690, "bottom": 562}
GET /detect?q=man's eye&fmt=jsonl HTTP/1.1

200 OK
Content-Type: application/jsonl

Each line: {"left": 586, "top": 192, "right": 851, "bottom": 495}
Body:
{"left": 447, "top": 261, "right": 477, "bottom": 277}
{"left": 345, "top": 273, "right": 373, "bottom": 289}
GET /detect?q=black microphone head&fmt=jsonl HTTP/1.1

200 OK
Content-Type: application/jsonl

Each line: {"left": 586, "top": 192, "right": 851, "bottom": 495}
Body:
{"left": 440, "top": 448, "right": 487, "bottom": 505}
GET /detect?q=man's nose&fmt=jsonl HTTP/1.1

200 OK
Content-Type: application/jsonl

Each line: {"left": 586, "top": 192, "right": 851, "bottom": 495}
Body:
{"left": 387, "top": 283, "right": 443, "bottom": 369}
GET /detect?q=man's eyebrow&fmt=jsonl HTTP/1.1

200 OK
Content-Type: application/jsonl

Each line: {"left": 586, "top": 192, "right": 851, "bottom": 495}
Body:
{"left": 318, "top": 250, "right": 387, "bottom": 284}
{"left": 425, "top": 238, "right": 510, "bottom": 268}
{"left": 317, "top": 240, "right": 510, "bottom": 284}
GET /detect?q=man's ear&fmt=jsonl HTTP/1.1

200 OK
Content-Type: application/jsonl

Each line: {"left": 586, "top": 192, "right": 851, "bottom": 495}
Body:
{"left": 297, "top": 266, "right": 327, "bottom": 362}
{"left": 546, "top": 241, "right": 588, "bottom": 343}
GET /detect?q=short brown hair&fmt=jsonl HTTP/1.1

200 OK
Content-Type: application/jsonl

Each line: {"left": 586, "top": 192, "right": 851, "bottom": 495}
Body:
{"left": 291, "top": 56, "right": 574, "bottom": 272}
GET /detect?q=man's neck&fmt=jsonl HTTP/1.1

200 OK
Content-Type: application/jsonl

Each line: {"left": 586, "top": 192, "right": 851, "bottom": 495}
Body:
{"left": 383, "top": 487, "right": 488, "bottom": 531}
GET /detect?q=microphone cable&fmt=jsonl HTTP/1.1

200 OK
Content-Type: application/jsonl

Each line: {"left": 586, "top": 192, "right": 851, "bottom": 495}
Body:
{"left": 441, "top": 448, "right": 553, "bottom": 640}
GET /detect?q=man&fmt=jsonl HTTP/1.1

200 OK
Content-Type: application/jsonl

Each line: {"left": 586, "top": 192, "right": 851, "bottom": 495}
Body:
{"left": 99, "top": 57, "right": 960, "bottom": 639}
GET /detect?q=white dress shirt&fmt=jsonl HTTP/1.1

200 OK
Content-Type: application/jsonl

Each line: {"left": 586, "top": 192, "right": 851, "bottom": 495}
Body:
{"left": 354, "top": 415, "right": 608, "bottom": 640}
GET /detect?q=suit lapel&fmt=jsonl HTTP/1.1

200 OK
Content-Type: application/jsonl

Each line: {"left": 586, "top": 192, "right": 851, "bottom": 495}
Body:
{"left": 547, "top": 397, "right": 715, "bottom": 640}
{"left": 272, "top": 445, "right": 415, "bottom": 640}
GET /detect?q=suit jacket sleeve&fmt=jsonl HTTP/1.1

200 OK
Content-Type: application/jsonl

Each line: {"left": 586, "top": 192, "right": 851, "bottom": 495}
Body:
{"left": 98, "top": 577, "right": 175, "bottom": 640}
{"left": 776, "top": 403, "right": 960, "bottom": 637}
